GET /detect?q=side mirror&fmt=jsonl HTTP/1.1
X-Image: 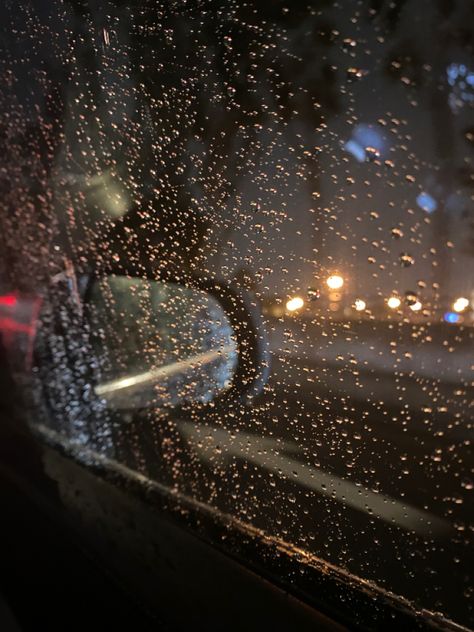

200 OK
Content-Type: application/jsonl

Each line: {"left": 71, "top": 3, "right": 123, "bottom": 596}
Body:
{"left": 84, "top": 266, "right": 270, "bottom": 411}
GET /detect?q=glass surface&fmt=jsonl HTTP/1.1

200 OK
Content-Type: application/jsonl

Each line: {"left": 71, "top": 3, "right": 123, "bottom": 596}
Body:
{"left": 0, "top": 0, "right": 473, "bottom": 627}
{"left": 89, "top": 276, "right": 238, "bottom": 409}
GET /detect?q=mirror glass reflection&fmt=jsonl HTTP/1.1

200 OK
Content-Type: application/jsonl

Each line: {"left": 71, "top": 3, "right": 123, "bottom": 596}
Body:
{"left": 89, "top": 276, "right": 238, "bottom": 410}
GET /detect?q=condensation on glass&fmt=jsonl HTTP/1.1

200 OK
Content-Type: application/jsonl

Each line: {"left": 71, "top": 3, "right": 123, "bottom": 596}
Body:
{"left": 0, "top": 0, "right": 472, "bottom": 628}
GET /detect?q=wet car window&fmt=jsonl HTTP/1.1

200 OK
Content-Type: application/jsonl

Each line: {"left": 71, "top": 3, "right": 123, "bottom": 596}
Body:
{"left": 0, "top": 0, "right": 473, "bottom": 628}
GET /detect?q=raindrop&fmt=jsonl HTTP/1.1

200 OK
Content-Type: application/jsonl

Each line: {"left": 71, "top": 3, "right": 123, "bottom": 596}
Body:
{"left": 346, "top": 67, "right": 367, "bottom": 81}
{"left": 399, "top": 253, "right": 415, "bottom": 267}
{"left": 307, "top": 287, "right": 321, "bottom": 301}
{"left": 404, "top": 291, "right": 418, "bottom": 306}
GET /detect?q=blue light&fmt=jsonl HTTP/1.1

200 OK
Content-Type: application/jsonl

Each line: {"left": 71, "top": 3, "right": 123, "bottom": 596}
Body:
{"left": 444, "top": 311, "right": 460, "bottom": 324}
{"left": 353, "top": 124, "right": 386, "bottom": 154}
{"left": 447, "top": 63, "right": 459, "bottom": 86}
{"left": 416, "top": 192, "right": 437, "bottom": 214}
{"left": 344, "top": 139, "right": 366, "bottom": 162}
{"left": 446, "top": 63, "right": 474, "bottom": 111}
{"left": 345, "top": 124, "right": 388, "bottom": 163}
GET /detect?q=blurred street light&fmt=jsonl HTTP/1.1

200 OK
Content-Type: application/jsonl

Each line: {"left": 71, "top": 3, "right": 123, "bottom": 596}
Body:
{"left": 286, "top": 296, "right": 304, "bottom": 312}
{"left": 354, "top": 298, "right": 366, "bottom": 311}
{"left": 453, "top": 297, "right": 469, "bottom": 313}
{"left": 410, "top": 301, "right": 422, "bottom": 312}
{"left": 326, "top": 275, "right": 344, "bottom": 290}
{"left": 444, "top": 311, "right": 460, "bottom": 324}
{"left": 387, "top": 296, "right": 401, "bottom": 309}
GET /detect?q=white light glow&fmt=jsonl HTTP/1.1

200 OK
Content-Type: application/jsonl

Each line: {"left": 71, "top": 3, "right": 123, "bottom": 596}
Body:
{"left": 453, "top": 297, "right": 469, "bottom": 313}
{"left": 387, "top": 296, "right": 401, "bottom": 309}
{"left": 286, "top": 296, "right": 304, "bottom": 312}
{"left": 326, "top": 275, "right": 344, "bottom": 290}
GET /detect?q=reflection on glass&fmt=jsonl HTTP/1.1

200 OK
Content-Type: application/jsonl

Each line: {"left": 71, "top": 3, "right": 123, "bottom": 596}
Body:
{"left": 89, "top": 277, "right": 238, "bottom": 409}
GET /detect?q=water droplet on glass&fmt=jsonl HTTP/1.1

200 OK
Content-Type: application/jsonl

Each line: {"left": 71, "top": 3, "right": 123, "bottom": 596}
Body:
{"left": 399, "top": 253, "right": 415, "bottom": 267}
{"left": 307, "top": 287, "right": 321, "bottom": 301}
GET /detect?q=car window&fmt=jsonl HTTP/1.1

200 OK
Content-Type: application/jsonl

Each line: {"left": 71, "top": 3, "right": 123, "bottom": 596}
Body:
{"left": 1, "top": 0, "right": 473, "bottom": 628}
